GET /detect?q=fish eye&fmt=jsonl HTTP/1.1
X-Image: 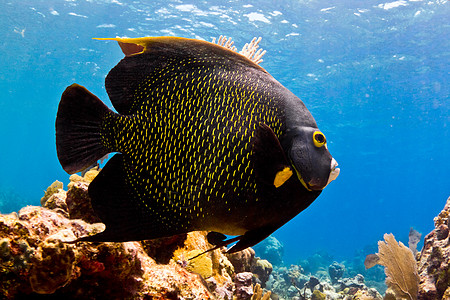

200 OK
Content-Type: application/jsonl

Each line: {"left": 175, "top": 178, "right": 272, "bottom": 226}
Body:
{"left": 313, "top": 131, "right": 326, "bottom": 148}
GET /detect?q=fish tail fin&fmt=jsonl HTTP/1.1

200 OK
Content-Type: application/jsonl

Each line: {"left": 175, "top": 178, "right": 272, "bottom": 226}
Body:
{"left": 56, "top": 84, "right": 111, "bottom": 174}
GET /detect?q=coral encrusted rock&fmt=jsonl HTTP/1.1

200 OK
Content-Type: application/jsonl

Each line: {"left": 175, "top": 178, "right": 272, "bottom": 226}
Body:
{"left": 418, "top": 196, "right": 450, "bottom": 300}
{"left": 0, "top": 176, "right": 219, "bottom": 299}
{"left": 0, "top": 173, "right": 275, "bottom": 299}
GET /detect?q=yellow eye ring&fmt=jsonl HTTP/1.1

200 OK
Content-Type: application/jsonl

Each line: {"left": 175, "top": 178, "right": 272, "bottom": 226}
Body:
{"left": 313, "top": 131, "right": 327, "bottom": 148}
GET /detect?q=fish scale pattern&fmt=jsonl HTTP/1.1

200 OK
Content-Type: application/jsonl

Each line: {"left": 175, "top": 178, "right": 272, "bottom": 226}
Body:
{"left": 100, "top": 53, "right": 284, "bottom": 234}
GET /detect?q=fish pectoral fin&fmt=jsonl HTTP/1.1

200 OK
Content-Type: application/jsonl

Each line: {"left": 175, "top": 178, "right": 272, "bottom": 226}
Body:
{"left": 226, "top": 226, "right": 277, "bottom": 254}
{"left": 253, "top": 123, "right": 292, "bottom": 187}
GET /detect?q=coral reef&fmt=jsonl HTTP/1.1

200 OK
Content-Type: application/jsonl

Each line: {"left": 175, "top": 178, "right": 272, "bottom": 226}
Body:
{"left": 409, "top": 227, "right": 422, "bottom": 256}
{"left": 235, "top": 272, "right": 255, "bottom": 299}
{"left": 0, "top": 172, "right": 222, "bottom": 299}
{"left": 185, "top": 249, "right": 214, "bottom": 278}
{"left": 252, "top": 283, "right": 272, "bottom": 300}
{"left": 5, "top": 171, "right": 448, "bottom": 299}
{"left": 40, "top": 180, "right": 63, "bottom": 206}
{"left": 363, "top": 196, "right": 450, "bottom": 300}
{"left": 1, "top": 172, "right": 278, "bottom": 299}
{"left": 265, "top": 263, "right": 382, "bottom": 299}
{"left": 300, "top": 250, "right": 334, "bottom": 275}
{"left": 417, "top": 196, "right": 450, "bottom": 299}
{"left": 226, "top": 245, "right": 274, "bottom": 288}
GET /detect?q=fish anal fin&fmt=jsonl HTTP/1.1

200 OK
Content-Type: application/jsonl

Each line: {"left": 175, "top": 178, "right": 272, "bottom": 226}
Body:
{"left": 80, "top": 154, "right": 147, "bottom": 242}
{"left": 253, "top": 123, "right": 292, "bottom": 187}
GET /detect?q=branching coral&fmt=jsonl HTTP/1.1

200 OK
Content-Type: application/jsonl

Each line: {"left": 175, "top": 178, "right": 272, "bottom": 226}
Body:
{"left": 251, "top": 283, "right": 271, "bottom": 300}
{"left": 211, "top": 35, "right": 266, "bottom": 64}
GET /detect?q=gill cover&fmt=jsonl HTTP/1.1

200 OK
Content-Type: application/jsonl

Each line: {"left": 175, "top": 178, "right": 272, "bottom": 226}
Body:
{"left": 283, "top": 127, "right": 335, "bottom": 191}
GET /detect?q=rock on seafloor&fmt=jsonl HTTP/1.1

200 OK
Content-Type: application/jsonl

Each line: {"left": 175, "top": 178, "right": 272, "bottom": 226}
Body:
{"left": 418, "top": 196, "right": 450, "bottom": 299}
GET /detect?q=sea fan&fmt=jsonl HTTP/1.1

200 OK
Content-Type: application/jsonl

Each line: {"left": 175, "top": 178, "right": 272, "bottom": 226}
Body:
{"left": 366, "top": 233, "right": 419, "bottom": 300}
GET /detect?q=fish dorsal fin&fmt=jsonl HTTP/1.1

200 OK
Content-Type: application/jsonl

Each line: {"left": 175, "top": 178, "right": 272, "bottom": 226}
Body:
{"left": 95, "top": 36, "right": 268, "bottom": 115}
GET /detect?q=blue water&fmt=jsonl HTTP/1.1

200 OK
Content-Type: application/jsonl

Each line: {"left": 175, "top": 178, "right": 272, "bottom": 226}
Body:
{"left": 0, "top": 0, "right": 448, "bottom": 264}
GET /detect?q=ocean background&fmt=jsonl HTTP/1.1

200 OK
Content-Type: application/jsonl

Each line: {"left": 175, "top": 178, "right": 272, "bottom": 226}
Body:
{"left": 0, "top": 0, "right": 448, "bottom": 266}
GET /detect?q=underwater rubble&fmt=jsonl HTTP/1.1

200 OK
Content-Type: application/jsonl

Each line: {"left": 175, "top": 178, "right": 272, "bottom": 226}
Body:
{"left": 0, "top": 170, "right": 449, "bottom": 299}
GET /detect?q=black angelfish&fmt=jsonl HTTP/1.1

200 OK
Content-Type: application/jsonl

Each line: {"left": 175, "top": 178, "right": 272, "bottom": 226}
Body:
{"left": 56, "top": 36, "right": 340, "bottom": 253}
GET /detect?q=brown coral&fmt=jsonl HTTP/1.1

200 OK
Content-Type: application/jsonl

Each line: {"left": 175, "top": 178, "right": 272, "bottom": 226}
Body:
{"left": 184, "top": 249, "right": 213, "bottom": 278}
{"left": 171, "top": 231, "right": 235, "bottom": 285}
{"left": 40, "top": 180, "right": 63, "bottom": 206}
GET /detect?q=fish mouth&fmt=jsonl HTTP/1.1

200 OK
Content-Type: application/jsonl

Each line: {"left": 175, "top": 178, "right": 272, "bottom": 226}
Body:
{"left": 325, "top": 158, "right": 340, "bottom": 187}
{"left": 297, "top": 158, "right": 340, "bottom": 191}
